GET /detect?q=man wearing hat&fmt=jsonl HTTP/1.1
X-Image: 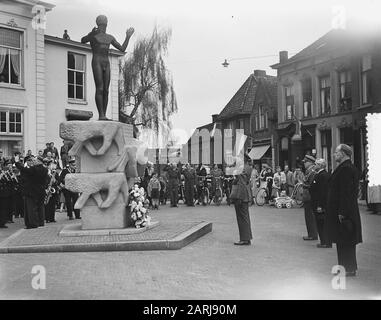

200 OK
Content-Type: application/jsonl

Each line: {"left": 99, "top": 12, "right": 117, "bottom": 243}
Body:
{"left": 231, "top": 153, "right": 253, "bottom": 245}
{"left": 14, "top": 155, "right": 49, "bottom": 229}
{"left": 302, "top": 154, "right": 318, "bottom": 240}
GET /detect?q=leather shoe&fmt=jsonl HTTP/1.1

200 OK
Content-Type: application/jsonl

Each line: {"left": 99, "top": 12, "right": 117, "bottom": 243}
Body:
{"left": 303, "top": 236, "right": 318, "bottom": 241}
{"left": 234, "top": 240, "right": 251, "bottom": 246}
{"left": 317, "top": 244, "right": 332, "bottom": 248}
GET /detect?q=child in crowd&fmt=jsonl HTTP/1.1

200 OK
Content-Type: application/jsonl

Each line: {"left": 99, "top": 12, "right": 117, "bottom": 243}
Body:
{"left": 147, "top": 173, "right": 161, "bottom": 209}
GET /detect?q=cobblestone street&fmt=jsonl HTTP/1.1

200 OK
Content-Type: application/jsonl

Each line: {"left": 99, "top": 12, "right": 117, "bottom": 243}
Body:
{"left": 0, "top": 203, "right": 380, "bottom": 300}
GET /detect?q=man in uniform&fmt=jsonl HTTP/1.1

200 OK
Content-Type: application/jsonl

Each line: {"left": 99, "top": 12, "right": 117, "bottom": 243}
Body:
{"left": 310, "top": 158, "right": 332, "bottom": 248}
{"left": 302, "top": 155, "right": 318, "bottom": 241}
{"left": 184, "top": 163, "right": 197, "bottom": 206}
{"left": 0, "top": 164, "right": 11, "bottom": 228}
{"left": 59, "top": 159, "right": 81, "bottom": 220}
{"left": 167, "top": 163, "right": 181, "bottom": 207}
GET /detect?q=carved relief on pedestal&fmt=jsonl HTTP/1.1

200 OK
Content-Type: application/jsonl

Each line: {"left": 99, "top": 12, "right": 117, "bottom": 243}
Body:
{"left": 60, "top": 121, "right": 139, "bottom": 230}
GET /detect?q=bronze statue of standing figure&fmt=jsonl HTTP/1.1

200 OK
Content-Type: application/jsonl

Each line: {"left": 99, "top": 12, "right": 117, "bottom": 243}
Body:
{"left": 81, "top": 15, "right": 134, "bottom": 120}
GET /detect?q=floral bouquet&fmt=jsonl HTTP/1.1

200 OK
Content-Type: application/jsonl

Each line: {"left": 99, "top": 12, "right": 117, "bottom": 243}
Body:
{"left": 128, "top": 184, "right": 152, "bottom": 228}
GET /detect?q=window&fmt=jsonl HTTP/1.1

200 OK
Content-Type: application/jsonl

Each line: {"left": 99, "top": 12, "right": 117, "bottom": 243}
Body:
{"left": 265, "top": 111, "right": 268, "bottom": 129}
{"left": 284, "top": 86, "right": 295, "bottom": 121}
{"left": 68, "top": 52, "right": 85, "bottom": 100}
{"left": 259, "top": 105, "right": 265, "bottom": 129}
{"left": 0, "top": 110, "right": 23, "bottom": 135}
{"left": 321, "top": 130, "right": 332, "bottom": 171}
{"left": 319, "top": 76, "right": 331, "bottom": 115}
{"left": 0, "top": 111, "right": 6, "bottom": 133}
{"left": 0, "top": 27, "right": 22, "bottom": 85}
{"left": 254, "top": 114, "right": 259, "bottom": 131}
{"left": 340, "top": 127, "right": 353, "bottom": 147}
{"left": 361, "top": 54, "right": 372, "bottom": 105}
{"left": 302, "top": 79, "right": 312, "bottom": 117}
{"left": 339, "top": 70, "right": 352, "bottom": 112}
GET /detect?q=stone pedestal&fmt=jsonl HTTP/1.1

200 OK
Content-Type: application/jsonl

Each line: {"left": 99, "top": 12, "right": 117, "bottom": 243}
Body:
{"left": 60, "top": 120, "right": 139, "bottom": 230}
{"left": 81, "top": 193, "right": 127, "bottom": 229}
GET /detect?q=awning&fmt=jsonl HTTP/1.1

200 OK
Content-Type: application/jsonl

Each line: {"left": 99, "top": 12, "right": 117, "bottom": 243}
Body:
{"left": 248, "top": 145, "right": 270, "bottom": 160}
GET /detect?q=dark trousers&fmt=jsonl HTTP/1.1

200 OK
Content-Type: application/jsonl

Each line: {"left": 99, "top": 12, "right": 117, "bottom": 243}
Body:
{"left": 45, "top": 195, "right": 57, "bottom": 222}
{"left": 63, "top": 190, "right": 80, "bottom": 218}
{"left": 304, "top": 201, "right": 318, "bottom": 238}
{"left": 0, "top": 197, "right": 9, "bottom": 226}
{"left": 185, "top": 183, "right": 195, "bottom": 206}
{"left": 336, "top": 243, "right": 357, "bottom": 273}
{"left": 234, "top": 201, "right": 253, "bottom": 241}
{"left": 24, "top": 196, "right": 45, "bottom": 228}
{"left": 314, "top": 213, "right": 332, "bottom": 245}
{"left": 169, "top": 185, "right": 178, "bottom": 206}
{"left": 7, "top": 195, "right": 14, "bottom": 221}
{"left": 13, "top": 193, "right": 24, "bottom": 218}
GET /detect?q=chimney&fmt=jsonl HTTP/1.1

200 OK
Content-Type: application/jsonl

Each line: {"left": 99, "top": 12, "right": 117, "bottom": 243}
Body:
{"left": 212, "top": 114, "right": 219, "bottom": 123}
{"left": 253, "top": 70, "right": 266, "bottom": 77}
{"left": 279, "top": 51, "right": 288, "bottom": 63}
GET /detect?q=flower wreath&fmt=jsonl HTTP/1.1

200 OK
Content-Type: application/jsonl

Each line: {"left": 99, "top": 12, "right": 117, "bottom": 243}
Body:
{"left": 128, "top": 184, "right": 151, "bottom": 228}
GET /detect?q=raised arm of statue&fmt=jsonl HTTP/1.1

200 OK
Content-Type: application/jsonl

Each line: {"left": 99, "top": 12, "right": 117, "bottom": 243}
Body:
{"left": 111, "top": 27, "right": 134, "bottom": 52}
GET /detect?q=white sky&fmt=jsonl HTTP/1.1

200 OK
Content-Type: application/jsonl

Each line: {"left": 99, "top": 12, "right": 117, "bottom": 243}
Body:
{"left": 45, "top": 0, "right": 381, "bottom": 143}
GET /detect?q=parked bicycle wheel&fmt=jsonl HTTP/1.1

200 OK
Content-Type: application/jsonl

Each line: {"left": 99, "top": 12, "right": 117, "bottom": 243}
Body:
{"left": 255, "top": 188, "right": 267, "bottom": 206}
{"left": 202, "top": 188, "right": 210, "bottom": 205}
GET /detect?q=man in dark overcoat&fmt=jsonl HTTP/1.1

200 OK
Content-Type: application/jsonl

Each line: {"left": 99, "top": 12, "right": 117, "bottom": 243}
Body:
{"left": 310, "top": 158, "right": 332, "bottom": 248}
{"left": 325, "top": 144, "right": 362, "bottom": 277}
{"left": 184, "top": 163, "right": 196, "bottom": 206}
{"left": 15, "top": 155, "right": 49, "bottom": 229}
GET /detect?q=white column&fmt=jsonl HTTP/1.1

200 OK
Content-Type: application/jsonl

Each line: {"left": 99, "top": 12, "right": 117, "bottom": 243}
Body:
{"left": 35, "top": 27, "right": 46, "bottom": 152}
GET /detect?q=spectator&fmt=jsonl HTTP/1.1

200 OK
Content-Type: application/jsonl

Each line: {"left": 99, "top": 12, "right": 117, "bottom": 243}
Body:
{"left": 50, "top": 142, "right": 59, "bottom": 161}
{"left": 43, "top": 143, "right": 52, "bottom": 157}
{"left": 325, "top": 144, "right": 362, "bottom": 277}
{"left": 302, "top": 155, "right": 318, "bottom": 241}
{"left": 284, "top": 165, "right": 295, "bottom": 196}
{"left": 310, "top": 158, "right": 332, "bottom": 248}
{"left": 147, "top": 173, "right": 161, "bottom": 209}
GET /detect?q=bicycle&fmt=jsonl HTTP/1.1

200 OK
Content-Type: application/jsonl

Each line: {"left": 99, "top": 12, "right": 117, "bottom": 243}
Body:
{"left": 196, "top": 176, "right": 210, "bottom": 205}
{"left": 223, "top": 176, "right": 234, "bottom": 205}
{"left": 255, "top": 177, "right": 274, "bottom": 206}
{"left": 177, "top": 179, "right": 186, "bottom": 204}
{"left": 211, "top": 176, "right": 223, "bottom": 206}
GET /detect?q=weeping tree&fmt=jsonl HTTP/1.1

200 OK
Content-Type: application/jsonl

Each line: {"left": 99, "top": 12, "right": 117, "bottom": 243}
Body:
{"left": 119, "top": 26, "right": 178, "bottom": 140}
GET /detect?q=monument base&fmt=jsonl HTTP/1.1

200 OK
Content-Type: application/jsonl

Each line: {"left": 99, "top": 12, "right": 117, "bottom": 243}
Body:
{"left": 59, "top": 220, "right": 160, "bottom": 237}
{"left": 81, "top": 193, "right": 127, "bottom": 230}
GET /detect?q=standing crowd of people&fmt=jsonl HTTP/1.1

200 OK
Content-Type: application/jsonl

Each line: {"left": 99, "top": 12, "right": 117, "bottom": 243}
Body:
{"left": 0, "top": 140, "right": 81, "bottom": 229}
{"left": 1, "top": 141, "right": 363, "bottom": 277}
